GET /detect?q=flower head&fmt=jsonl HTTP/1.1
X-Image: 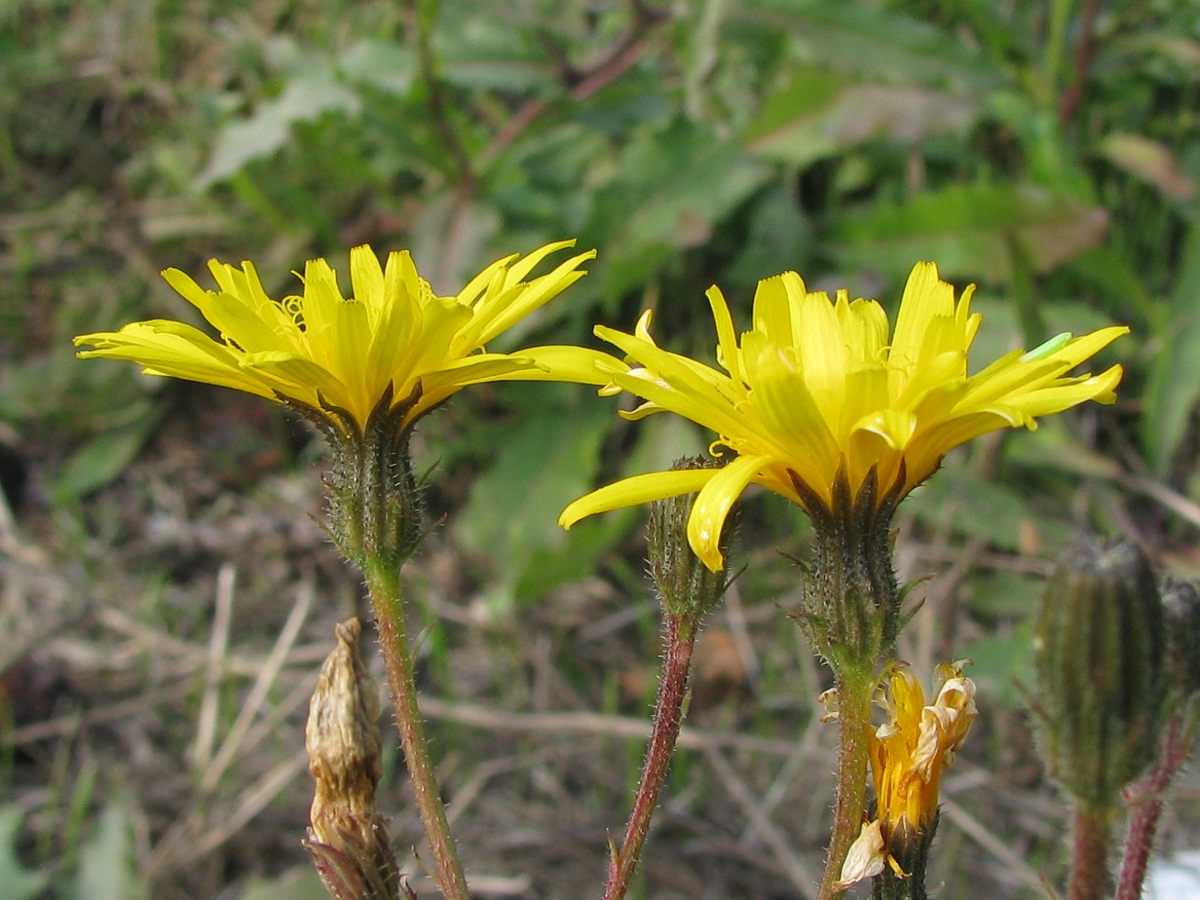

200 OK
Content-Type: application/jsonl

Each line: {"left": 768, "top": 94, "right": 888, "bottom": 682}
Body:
{"left": 836, "top": 661, "right": 978, "bottom": 889}
{"left": 75, "top": 240, "right": 609, "bottom": 433}
{"left": 560, "top": 262, "right": 1128, "bottom": 570}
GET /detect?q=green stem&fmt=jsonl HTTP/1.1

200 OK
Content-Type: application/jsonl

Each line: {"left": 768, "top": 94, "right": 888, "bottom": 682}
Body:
{"left": 365, "top": 556, "right": 469, "bottom": 900}
{"left": 817, "top": 665, "right": 876, "bottom": 900}
{"left": 604, "top": 614, "right": 697, "bottom": 900}
{"left": 1067, "top": 802, "right": 1114, "bottom": 900}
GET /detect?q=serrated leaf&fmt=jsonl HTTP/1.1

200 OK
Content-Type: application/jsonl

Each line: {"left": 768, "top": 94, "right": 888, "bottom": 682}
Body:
{"left": 829, "top": 182, "right": 1108, "bottom": 285}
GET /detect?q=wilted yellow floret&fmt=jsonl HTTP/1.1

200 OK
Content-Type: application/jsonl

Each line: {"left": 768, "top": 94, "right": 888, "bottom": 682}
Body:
{"left": 836, "top": 661, "right": 978, "bottom": 889}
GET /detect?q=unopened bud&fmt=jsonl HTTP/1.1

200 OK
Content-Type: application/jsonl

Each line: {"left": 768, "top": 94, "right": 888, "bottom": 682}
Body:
{"left": 646, "top": 457, "right": 731, "bottom": 621}
{"left": 1033, "top": 538, "right": 1168, "bottom": 808}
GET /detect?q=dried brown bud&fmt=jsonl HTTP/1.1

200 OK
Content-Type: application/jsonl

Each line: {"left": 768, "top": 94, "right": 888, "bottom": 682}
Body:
{"left": 305, "top": 617, "right": 403, "bottom": 900}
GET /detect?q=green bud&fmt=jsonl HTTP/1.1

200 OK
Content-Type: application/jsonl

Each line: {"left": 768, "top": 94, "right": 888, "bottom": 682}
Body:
{"left": 1033, "top": 537, "right": 1168, "bottom": 809}
{"left": 1161, "top": 578, "right": 1200, "bottom": 697}
{"left": 646, "top": 457, "right": 730, "bottom": 622}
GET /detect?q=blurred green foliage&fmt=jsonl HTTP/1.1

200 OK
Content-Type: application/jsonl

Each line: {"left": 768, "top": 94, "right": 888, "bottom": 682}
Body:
{"left": 3, "top": 0, "right": 1198, "bottom": 589}
{"left": 1, "top": 0, "right": 1197, "bottom": 594}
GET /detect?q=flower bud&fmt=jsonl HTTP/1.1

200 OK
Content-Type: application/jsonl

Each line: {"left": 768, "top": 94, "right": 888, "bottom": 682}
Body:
{"left": 646, "top": 457, "right": 731, "bottom": 622}
{"left": 1033, "top": 537, "right": 1168, "bottom": 808}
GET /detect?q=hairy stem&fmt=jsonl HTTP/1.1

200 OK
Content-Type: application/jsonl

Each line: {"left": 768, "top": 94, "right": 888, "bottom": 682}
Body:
{"left": 365, "top": 556, "right": 469, "bottom": 900}
{"left": 604, "top": 613, "right": 697, "bottom": 900}
{"left": 1116, "top": 710, "right": 1196, "bottom": 900}
{"left": 818, "top": 665, "right": 876, "bottom": 900}
{"left": 1067, "top": 802, "right": 1114, "bottom": 900}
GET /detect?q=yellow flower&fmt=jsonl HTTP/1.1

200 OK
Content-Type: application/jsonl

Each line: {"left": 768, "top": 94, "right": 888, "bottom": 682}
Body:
{"left": 560, "top": 262, "right": 1128, "bottom": 570}
{"left": 836, "top": 661, "right": 978, "bottom": 889}
{"left": 75, "top": 240, "right": 609, "bottom": 432}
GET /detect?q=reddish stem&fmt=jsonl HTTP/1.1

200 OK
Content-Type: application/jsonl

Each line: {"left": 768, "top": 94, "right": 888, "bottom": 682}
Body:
{"left": 1116, "top": 711, "right": 1195, "bottom": 900}
{"left": 1060, "top": 0, "right": 1099, "bottom": 123}
{"left": 1067, "top": 802, "right": 1114, "bottom": 900}
{"left": 603, "top": 613, "right": 697, "bottom": 900}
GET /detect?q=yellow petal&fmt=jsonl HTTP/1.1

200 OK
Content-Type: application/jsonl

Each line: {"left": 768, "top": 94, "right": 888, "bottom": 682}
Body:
{"left": 495, "top": 345, "right": 627, "bottom": 385}
{"left": 687, "top": 454, "right": 770, "bottom": 570}
{"left": 559, "top": 469, "right": 717, "bottom": 529}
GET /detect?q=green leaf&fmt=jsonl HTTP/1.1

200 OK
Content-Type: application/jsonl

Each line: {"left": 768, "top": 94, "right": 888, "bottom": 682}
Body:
{"left": 584, "top": 116, "right": 770, "bottom": 304}
{"left": 74, "top": 801, "right": 144, "bottom": 900}
{"left": 198, "top": 68, "right": 362, "bottom": 187}
{"left": 454, "top": 392, "right": 613, "bottom": 612}
{"left": 744, "top": 0, "right": 1006, "bottom": 93}
{"left": 1099, "top": 132, "right": 1196, "bottom": 201}
{"left": 958, "top": 620, "right": 1035, "bottom": 709}
{"left": 338, "top": 39, "right": 415, "bottom": 95}
{"left": 513, "top": 413, "right": 706, "bottom": 602}
{"left": 51, "top": 421, "right": 156, "bottom": 504}
{"left": 455, "top": 394, "right": 705, "bottom": 611}
{"left": 742, "top": 67, "right": 847, "bottom": 167}
{"left": 828, "top": 182, "right": 1108, "bottom": 285}
{"left": 985, "top": 92, "right": 1096, "bottom": 200}
{"left": 745, "top": 68, "right": 982, "bottom": 167}
{"left": 724, "top": 181, "right": 813, "bottom": 287}
{"left": 1143, "top": 225, "right": 1200, "bottom": 475}
{"left": 0, "top": 807, "right": 50, "bottom": 900}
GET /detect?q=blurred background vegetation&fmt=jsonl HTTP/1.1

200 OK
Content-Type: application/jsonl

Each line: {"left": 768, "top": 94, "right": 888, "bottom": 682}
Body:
{"left": 1, "top": 0, "right": 1198, "bottom": 897}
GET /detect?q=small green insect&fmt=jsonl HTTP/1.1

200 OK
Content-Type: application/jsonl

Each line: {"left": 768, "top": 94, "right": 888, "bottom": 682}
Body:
{"left": 1021, "top": 332, "right": 1073, "bottom": 362}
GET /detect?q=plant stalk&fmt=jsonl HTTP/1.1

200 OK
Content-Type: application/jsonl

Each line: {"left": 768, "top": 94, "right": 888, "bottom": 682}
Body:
{"left": 1067, "top": 802, "right": 1114, "bottom": 900}
{"left": 365, "top": 556, "right": 470, "bottom": 900}
{"left": 817, "top": 665, "right": 876, "bottom": 900}
{"left": 1116, "top": 709, "right": 1196, "bottom": 900}
{"left": 604, "top": 613, "right": 697, "bottom": 900}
